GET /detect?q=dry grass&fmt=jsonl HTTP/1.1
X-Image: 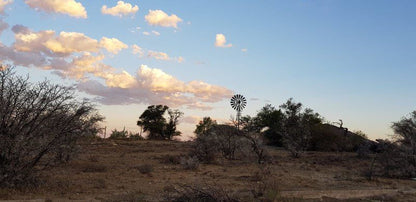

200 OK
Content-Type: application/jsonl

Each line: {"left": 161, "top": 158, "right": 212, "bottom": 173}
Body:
{"left": 1, "top": 139, "right": 416, "bottom": 201}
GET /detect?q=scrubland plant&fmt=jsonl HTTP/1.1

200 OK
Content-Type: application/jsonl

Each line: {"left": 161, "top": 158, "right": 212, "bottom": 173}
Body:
{"left": 0, "top": 65, "right": 103, "bottom": 187}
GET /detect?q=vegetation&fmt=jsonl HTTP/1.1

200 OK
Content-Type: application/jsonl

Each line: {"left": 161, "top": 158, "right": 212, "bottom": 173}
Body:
{"left": 136, "top": 105, "right": 183, "bottom": 140}
{"left": 0, "top": 65, "right": 103, "bottom": 187}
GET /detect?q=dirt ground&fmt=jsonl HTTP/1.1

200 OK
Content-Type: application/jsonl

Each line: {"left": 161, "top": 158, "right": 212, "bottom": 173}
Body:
{"left": 1, "top": 139, "right": 416, "bottom": 201}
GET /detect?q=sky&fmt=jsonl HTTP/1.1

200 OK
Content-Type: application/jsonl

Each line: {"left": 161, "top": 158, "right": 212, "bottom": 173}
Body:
{"left": 0, "top": 0, "right": 415, "bottom": 140}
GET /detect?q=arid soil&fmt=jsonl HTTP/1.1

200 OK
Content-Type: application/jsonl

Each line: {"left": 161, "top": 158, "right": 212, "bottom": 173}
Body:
{"left": 1, "top": 139, "right": 416, "bottom": 201}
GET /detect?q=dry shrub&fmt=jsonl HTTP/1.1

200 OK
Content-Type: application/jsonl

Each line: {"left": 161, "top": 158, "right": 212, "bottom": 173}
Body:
{"left": 365, "top": 139, "right": 416, "bottom": 179}
{"left": 163, "top": 184, "right": 239, "bottom": 202}
{"left": 250, "top": 165, "right": 280, "bottom": 201}
{"left": 0, "top": 66, "right": 103, "bottom": 187}
{"left": 82, "top": 163, "right": 107, "bottom": 173}
{"left": 192, "top": 124, "right": 270, "bottom": 164}
{"left": 180, "top": 156, "right": 199, "bottom": 170}
{"left": 159, "top": 154, "right": 182, "bottom": 165}
{"left": 105, "top": 191, "right": 146, "bottom": 202}
{"left": 136, "top": 164, "right": 154, "bottom": 174}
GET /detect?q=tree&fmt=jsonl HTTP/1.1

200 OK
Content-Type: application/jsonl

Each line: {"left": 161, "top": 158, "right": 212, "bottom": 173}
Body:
{"left": 194, "top": 117, "right": 217, "bottom": 137}
{"left": 136, "top": 105, "right": 182, "bottom": 140}
{"left": 165, "top": 109, "right": 184, "bottom": 140}
{"left": 392, "top": 111, "right": 416, "bottom": 167}
{"left": 0, "top": 65, "right": 104, "bottom": 187}
{"left": 392, "top": 111, "right": 416, "bottom": 154}
{"left": 254, "top": 104, "right": 285, "bottom": 146}
{"left": 280, "top": 98, "right": 322, "bottom": 157}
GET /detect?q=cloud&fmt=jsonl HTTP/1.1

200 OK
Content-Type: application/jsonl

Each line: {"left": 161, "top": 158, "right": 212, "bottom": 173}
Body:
{"left": 1, "top": 25, "right": 232, "bottom": 111}
{"left": 44, "top": 32, "right": 99, "bottom": 54}
{"left": 99, "top": 37, "right": 128, "bottom": 54}
{"left": 25, "top": 0, "right": 87, "bottom": 18}
{"left": 131, "top": 44, "right": 144, "bottom": 56}
{"left": 145, "top": 10, "right": 182, "bottom": 28}
{"left": 151, "top": 30, "right": 160, "bottom": 36}
{"left": 77, "top": 65, "right": 233, "bottom": 109}
{"left": 0, "top": 19, "right": 8, "bottom": 35}
{"left": 141, "top": 30, "right": 159, "bottom": 36}
{"left": 101, "top": 1, "right": 139, "bottom": 17}
{"left": 241, "top": 48, "right": 247, "bottom": 52}
{"left": 181, "top": 116, "right": 201, "bottom": 124}
{"left": 147, "top": 50, "right": 170, "bottom": 61}
{"left": 12, "top": 25, "right": 127, "bottom": 56}
{"left": 132, "top": 45, "right": 183, "bottom": 63}
{"left": 0, "top": 0, "right": 12, "bottom": 15}
{"left": 215, "top": 34, "right": 232, "bottom": 48}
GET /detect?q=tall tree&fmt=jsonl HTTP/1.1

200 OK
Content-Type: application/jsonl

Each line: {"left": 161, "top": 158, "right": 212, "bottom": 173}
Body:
{"left": 137, "top": 105, "right": 169, "bottom": 140}
{"left": 392, "top": 111, "right": 416, "bottom": 155}
{"left": 137, "top": 105, "right": 183, "bottom": 140}
{"left": 255, "top": 104, "right": 285, "bottom": 146}
{"left": 165, "top": 109, "right": 184, "bottom": 140}
{"left": 194, "top": 117, "right": 217, "bottom": 137}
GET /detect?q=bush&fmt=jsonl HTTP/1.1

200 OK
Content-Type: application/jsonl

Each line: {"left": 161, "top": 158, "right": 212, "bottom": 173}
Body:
{"left": 192, "top": 124, "right": 270, "bottom": 164}
{"left": 109, "top": 128, "right": 128, "bottom": 139}
{"left": 136, "top": 164, "right": 154, "bottom": 174}
{"left": 164, "top": 184, "right": 239, "bottom": 202}
{"left": 180, "top": 156, "right": 199, "bottom": 170}
{"left": 0, "top": 66, "right": 104, "bottom": 187}
{"left": 365, "top": 139, "right": 416, "bottom": 179}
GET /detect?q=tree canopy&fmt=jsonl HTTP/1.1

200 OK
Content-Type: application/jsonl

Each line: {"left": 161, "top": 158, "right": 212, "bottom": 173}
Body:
{"left": 137, "top": 105, "right": 183, "bottom": 140}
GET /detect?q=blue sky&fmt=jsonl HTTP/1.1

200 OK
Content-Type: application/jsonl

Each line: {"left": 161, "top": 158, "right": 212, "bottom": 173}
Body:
{"left": 0, "top": 0, "right": 415, "bottom": 140}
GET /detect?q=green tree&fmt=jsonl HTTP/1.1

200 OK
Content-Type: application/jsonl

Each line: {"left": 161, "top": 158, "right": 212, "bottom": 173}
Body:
{"left": 280, "top": 98, "right": 322, "bottom": 157}
{"left": 194, "top": 117, "right": 217, "bottom": 137}
{"left": 254, "top": 104, "right": 285, "bottom": 146}
{"left": 137, "top": 105, "right": 183, "bottom": 140}
{"left": 392, "top": 111, "right": 416, "bottom": 156}
{"left": 137, "top": 105, "right": 169, "bottom": 140}
{"left": 165, "top": 109, "right": 184, "bottom": 140}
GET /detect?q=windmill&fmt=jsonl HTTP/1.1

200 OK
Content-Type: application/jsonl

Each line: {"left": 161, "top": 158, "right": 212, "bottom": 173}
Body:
{"left": 230, "top": 94, "right": 247, "bottom": 130}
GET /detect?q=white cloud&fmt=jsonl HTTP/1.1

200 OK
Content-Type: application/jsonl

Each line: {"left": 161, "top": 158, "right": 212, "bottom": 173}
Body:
{"left": 145, "top": 9, "right": 182, "bottom": 28}
{"left": 241, "top": 48, "right": 247, "bottom": 52}
{"left": 131, "top": 44, "right": 144, "bottom": 56}
{"left": 215, "top": 33, "right": 232, "bottom": 48}
{"left": 146, "top": 50, "right": 183, "bottom": 63}
{"left": 99, "top": 37, "right": 128, "bottom": 54}
{"left": 147, "top": 50, "right": 170, "bottom": 61}
{"left": 77, "top": 65, "right": 233, "bottom": 109}
{"left": 0, "top": 0, "right": 12, "bottom": 15}
{"left": 142, "top": 31, "right": 150, "bottom": 36}
{"left": 151, "top": 30, "right": 160, "bottom": 36}
{"left": 2, "top": 25, "right": 232, "bottom": 110}
{"left": 25, "top": 0, "right": 87, "bottom": 18}
{"left": 101, "top": 1, "right": 138, "bottom": 17}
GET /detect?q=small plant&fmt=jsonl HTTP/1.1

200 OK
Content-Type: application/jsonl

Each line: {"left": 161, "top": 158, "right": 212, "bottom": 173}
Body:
{"left": 163, "top": 184, "right": 239, "bottom": 202}
{"left": 82, "top": 164, "right": 107, "bottom": 173}
{"left": 136, "top": 164, "right": 154, "bottom": 174}
{"left": 105, "top": 191, "right": 146, "bottom": 202}
{"left": 160, "top": 154, "right": 182, "bottom": 165}
{"left": 180, "top": 156, "right": 199, "bottom": 170}
{"left": 109, "top": 128, "right": 128, "bottom": 139}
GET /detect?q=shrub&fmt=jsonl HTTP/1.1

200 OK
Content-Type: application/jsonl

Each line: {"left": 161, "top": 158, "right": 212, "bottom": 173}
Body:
{"left": 180, "top": 156, "right": 199, "bottom": 170}
{"left": 109, "top": 128, "right": 128, "bottom": 139}
{"left": 136, "top": 164, "right": 154, "bottom": 174}
{"left": 365, "top": 139, "right": 416, "bottom": 179}
{"left": 163, "top": 184, "right": 239, "bottom": 202}
{"left": 0, "top": 66, "right": 103, "bottom": 187}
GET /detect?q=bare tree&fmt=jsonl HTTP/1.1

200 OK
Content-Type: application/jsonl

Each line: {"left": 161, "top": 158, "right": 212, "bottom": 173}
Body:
{"left": 0, "top": 65, "right": 104, "bottom": 187}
